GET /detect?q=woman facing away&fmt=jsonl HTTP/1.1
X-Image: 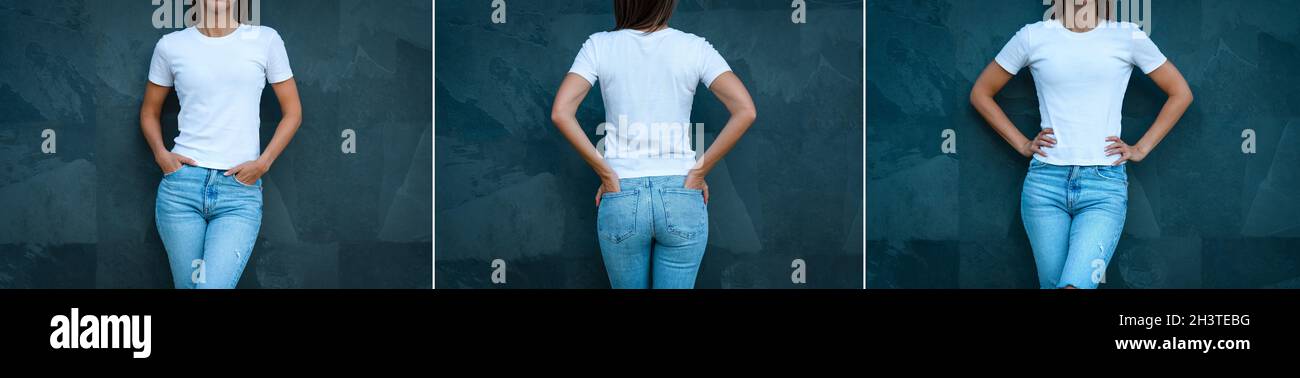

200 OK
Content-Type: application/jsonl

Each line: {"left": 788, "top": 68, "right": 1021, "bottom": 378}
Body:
{"left": 970, "top": 0, "right": 1192, "bottom": 289}
{"left": 139, "top": 0, "right": 302, "bottom": 289}
{"left": 551, "top": 0, "right": 757, "bottom": 289}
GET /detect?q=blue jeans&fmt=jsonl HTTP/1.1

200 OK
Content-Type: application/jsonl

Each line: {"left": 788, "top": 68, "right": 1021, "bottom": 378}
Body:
{"left": 1021, "top": 158, "right": 1127, "bottom": 289}
{"left": 155, "top": 165, "right": 263, "bottom": 289}
{"left": 597, "top": 175, "right": 708, "bottom": 289}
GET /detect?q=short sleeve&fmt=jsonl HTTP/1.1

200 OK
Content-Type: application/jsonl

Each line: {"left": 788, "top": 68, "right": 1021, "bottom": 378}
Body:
{"left": 1130, "top": 29, "right": 1167, "bottom": 74}
{"left": 568, "top": 37, "right": 598, "bottom": 85}
{"left": 266, "top": 30, "right": 294, "bottom": 83}
{"left": 994, "top": 26, "right": 1031, "bottom": 75}
{"left": 699, "top": 40, "right": 732, "bottom": 87}
{"left": 147, "top": 38, "right": 174, "bottom": 87}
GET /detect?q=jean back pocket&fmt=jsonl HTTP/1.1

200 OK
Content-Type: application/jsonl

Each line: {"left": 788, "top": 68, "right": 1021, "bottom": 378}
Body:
{"left": 596, "top": 190, "right": 638, "bottom": 243}
{"left": 661, "top": 188, "right": 707, "bottom": 240}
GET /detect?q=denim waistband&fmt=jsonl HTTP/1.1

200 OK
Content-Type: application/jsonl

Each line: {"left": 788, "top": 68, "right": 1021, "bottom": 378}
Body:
{"left": 618, "top": 175, "right": 687, "bottom": 188}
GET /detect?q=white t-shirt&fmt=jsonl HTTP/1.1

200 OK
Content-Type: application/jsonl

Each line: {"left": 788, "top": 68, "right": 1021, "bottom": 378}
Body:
{"left": 995, "top": 20, "right": 1167, "bottom": 166}
{"left": 148, "top": 24, "right": 294, "bottom": 170}
{"left": 568, "top": 27, "right": 732, "bottom": 179}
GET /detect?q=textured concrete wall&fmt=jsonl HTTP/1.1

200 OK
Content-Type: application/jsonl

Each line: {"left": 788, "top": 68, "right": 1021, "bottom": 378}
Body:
{"left": 435, "top": 1, "right": 865, "bottom": 288}
{"left": 0, "top": 0, "right": 432, "bottom": 288}
{"left": 867, "top": 0, "right": 1300, "bottom": 288}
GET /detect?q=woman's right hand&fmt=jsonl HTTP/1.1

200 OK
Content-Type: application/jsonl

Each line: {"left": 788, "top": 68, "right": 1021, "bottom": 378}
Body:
{"left": 156, "top": 151, "right": 197, "bottom": 175}
{"left": 594, "top": 177, "right": 621, "bottom": 207}
{"left": 1020, "top": 128, "right": 1056, "bottom": 158}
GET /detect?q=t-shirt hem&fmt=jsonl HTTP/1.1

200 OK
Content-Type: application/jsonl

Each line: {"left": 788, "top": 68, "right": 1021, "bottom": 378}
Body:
{"left": 569, "top": 71, "right": 596, "bottom": 85}
{"left": 608, "top": 158, "right": 696, "bottom": 179}
{"left": 268, "top": 73, "right": 294, "bottom": 84}
{"left": 182, "top": 160, "right": 237, "bottom": 171}
{"left": 172, "top": 147, "right": 251, "bottom": 170}
{"left": 1036, "top": 155, "right": 1125, "bottom": 167}
{"left": 1140, "top": 56, "right": 1168, "bottom": 74}
{"left": 702, "top": 69, "right": 731, "bottom": 87}
{"left": 148, "top": 76, "right": 174, "bottom": 87}
{"left": 994, "top": 57, "right": 1020, "bottom": 75}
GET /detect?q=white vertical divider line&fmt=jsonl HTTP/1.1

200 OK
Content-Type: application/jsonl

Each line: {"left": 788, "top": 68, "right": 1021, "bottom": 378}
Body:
{"left": 861, "top": 1, "right": 868, "bottom": 290}
{"left": 431, "top": 0, "right": 437, "bottom": 290}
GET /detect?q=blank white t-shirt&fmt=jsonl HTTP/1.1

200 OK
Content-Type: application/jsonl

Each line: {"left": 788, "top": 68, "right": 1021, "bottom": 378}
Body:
{"left": 148, "top": 24, "right": 294, "bottom": 170}
{"left": 568, "top": 27, "right": 732, "bottom": 179}
{"left": 995, "top": 21, "right": 1166, "bottom": 166}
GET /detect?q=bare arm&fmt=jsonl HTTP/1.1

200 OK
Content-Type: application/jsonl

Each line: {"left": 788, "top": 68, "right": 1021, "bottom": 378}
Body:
{"left": 550, "top": 73, "right": 620, "bottom": 206}
{"left": 226, "top": 78, "right": 303, "bottom": 184}
{"left": 970, "top": 62, "right": 1054, "bottom": 157}
{"left": 687, "top": 71, "right": 757, "bottom": 203}
{"left": 1106, "top": 62, "right": 1192, "bottom": 165}
{"left": 140, "top": 82, "right": 196, "bottom": 173}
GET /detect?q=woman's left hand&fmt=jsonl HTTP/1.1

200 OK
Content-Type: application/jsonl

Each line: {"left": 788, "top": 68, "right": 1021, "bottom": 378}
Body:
{"left": 1105, "top": 136, "right": 1146, "bottom": 165}
{"left": 225, "top": 160, "right": 270, "bottom": 186}
{"left": 684, "top": 170, "right": 710, "bottom": 204}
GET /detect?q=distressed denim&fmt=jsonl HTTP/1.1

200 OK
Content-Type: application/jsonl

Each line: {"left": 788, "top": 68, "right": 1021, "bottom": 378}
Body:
{"left": 155, "top": 165, "right": 263, "bottom": 289}
{"left": 597, "top": 175, "right": 708, "bottom": 289}
{"left": 1021, "top": 158, "right": 1127, "bottom": 289}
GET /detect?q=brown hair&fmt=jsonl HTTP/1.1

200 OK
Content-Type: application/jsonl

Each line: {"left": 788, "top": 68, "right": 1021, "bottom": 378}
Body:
{"left": 613, "top": 0, "right": 677, "bottom": 32}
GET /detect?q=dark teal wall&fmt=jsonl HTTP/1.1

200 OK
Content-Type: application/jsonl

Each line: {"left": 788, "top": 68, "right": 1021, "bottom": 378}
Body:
{"left": 867, "top": 0, "right": 1300, "bottom": 288}
{"left": 435, "top": 1, "right": 865, "bottom": 288}
{"left": 0, "top": 0, "right": 432, "bottom": 288}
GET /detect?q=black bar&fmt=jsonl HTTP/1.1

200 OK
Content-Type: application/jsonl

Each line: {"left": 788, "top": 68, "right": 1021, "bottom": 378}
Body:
{"left": 1, "top": 290, "right": 1296, "bottom": 362}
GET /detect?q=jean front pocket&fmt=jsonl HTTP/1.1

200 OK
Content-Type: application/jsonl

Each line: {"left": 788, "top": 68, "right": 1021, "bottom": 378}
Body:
{"left": 162, "top": 165, "right": 185, "bottom": 178}
{"left": 231, "top": 174, "right": 262, "bottom": 190}
{"left": 662, "top": 188, "right": 707, "bottom": 240}
{"left": 1029, "top": 158, "right": 1048, "bottom": 170}
{"left": 597, "top": 189, "right": 638, "bottom": 243}
{"left": 1094, "top": 165, "right": 1127, "bottom": 184}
